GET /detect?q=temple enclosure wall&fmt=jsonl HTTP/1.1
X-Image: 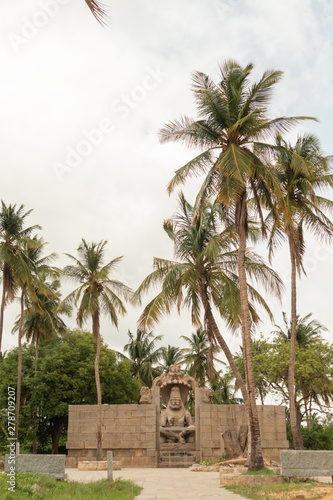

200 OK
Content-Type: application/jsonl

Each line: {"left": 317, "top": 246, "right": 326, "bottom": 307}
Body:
{"left": 67, "top": 385, "right": 288, "bottom": 467}
{"left": 66, "top": 402, "right": 160, "bottom": 468}
{"left": 196, "top": 402, "right": 289, "bottom": 464}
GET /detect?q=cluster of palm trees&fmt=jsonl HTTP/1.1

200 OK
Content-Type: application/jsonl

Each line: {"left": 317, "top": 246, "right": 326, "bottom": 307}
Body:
{"left": 141, "top": 60, "right": 333, "bottom": 470}
{"left": 0, "top": 209, "right": 131, "bottom": 460}
{"left": 1, "top": 60, "right": 332, "bottom": 470}
{"left": 117, "top": 327, "right": 226, "bottom": 390}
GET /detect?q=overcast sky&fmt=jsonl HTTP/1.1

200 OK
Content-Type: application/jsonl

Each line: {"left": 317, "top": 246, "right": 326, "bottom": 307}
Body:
{"left": 1, "top": 0, "right": 333, "bottom": 361}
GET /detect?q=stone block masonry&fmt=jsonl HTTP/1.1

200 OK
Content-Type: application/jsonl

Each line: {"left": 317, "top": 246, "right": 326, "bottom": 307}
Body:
{"left": 198, "top": 404, "right": 288, "bottom": 463}
{"left": 5, "top": 454, "right": 67, "bottom": 480}
{"left": 66, "top": 404, "right": 158, "bottom": 468}
{"left": 281, "top": 450, "right": 333, "bottom": 477}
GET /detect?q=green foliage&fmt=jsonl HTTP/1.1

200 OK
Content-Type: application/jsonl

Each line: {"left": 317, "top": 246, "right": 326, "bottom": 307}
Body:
{"left": 134, "top": 194, "right": 282, "bottom": 333}
{"left": 200, "top": 453, "right": 229, "bottom": 466}
{"left": 0, "top": 331, "right": 140, "bottom": 454}
{"left": 209, "top": 372, "right": 243, "bottom": 405}
{"left": 302, "top": 422, "right": 333, "bottom": 450}
{"left": 235, "top": 330, "right": 333, "bottom": 421}
{"left": 181, "top": 329, "right": 219, "bottom": 387}
{"left": 118, "top": 330, "right": 163, "bottom": 387}
{"left": 158, "top": 345, "right": 184, "bottom": 373}
{"left": 0, "top": 473, "right": 141, "bottom": 500}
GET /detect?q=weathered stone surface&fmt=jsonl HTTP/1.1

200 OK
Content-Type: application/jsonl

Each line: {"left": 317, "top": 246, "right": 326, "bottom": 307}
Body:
{"left": 78, "top": 460, "right": 107, "bottom": 471}
{"left": 281, "top": 451, "right": 333, "bottom": 477}
{"left": 222, "top": 428, "right": 243, "bottom": 458}
{"left": 5, "top": 454, "right": 67, "bottom": 480}
{"left": 107, "top": 451, "right": 113, "bottom": 480}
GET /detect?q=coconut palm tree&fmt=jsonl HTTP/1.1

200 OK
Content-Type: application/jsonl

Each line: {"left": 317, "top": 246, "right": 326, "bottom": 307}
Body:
{"left": 158, "top": 345, "right": 184, "bottom": 373}
{"left": 159, "top": 60, "right": 311, "bottom": 469}
{"left": 14, "top": 249, "right": 69, "bottom": 453}
{"left": 209, "top": 371, "right": 243, "bottom": 405}
{"left": 266, "top": 134, "right": 333, "bottom": 449}
{"left": 12, "top": 237, "right": 61, "bottom": 447}
{"left": 273, "top": 312, "right": 327, "bottom": 349}
{"left": 62, "top": 239, "right": 131, "bottom": 460}
{"left": 133, "top": 194, "right": 282, "bottom": 432}
{"left": 181, "top": 328, "right": 221, "bottom": 387}
{"left": 0, "top": 202, "right": 40, "bottom": 359}
{"left": 117, "top": 330, "right": 163, "bottom": 387}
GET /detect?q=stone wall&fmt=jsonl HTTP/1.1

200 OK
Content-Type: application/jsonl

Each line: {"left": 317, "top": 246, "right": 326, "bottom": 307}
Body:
{"left": 281, "top": 450, "right": 333, "bottom": 477}
{"left": 5, "top": 454, "right": 67, "bottom": 479}
{"left": 67, "top": 387, "right": 288, "bottom": 467}
{"left": 197, "top": 403, "right": 288, "bottom": 463}
{"left": 66, "top": 400, "right": 159, "bottom": 468}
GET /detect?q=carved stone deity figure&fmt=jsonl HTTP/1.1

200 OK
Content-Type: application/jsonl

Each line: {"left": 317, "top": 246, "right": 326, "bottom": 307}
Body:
{"left": 160, "top": 385, "right": 195, "bottom": 444}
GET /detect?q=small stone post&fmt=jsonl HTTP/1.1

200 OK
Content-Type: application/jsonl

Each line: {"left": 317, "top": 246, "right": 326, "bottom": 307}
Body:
{"left": 107, "top": 451, "right": 113, "bottom": 481}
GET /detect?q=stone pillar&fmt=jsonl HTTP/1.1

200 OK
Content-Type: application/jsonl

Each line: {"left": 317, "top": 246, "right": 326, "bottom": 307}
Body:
{"left": 107, "top": 451, "right": 113, "bottom": 481}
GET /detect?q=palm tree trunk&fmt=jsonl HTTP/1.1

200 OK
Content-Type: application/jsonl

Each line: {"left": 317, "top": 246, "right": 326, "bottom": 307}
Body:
{"left": 0, "top": 270, "right": 6, "bottom": 359}
{"left": 201, "top": 284, "right": 248, "bottom": 406}
{"left": 14, "top": 290, "right": 24, "bottom": 451}
{"left": 93, "top": 308, "right": 103, "bottom": 461}
{"left": 288, "top": 237, "right": 302, "bottom": 449}
{"left": 32, "top": 336, "right": 39, "bottom": 454}
{"left": 237, "top": 197, "right": 264, "bottom": 471}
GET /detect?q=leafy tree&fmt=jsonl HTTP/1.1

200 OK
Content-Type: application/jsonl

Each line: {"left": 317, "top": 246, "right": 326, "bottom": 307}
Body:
{"left": 159, "top": 59, "right": 310, "bottom": 469}
{"left": 266, "top": 134, "right": 333, "bottom": 449}
{"left": 302, "top": 419, "right": 333, "bottom": 450}
{"left": 0, "top": 331, "right": 140, "bottom": 454}
{"left": 117, "top": 330, "right": 163, "bottom": 387}
{"left": 235, "top": 330, "right": 333, "bottom": 447}
{"left": 62, "top": 239, "right": 131, "bottom": 460}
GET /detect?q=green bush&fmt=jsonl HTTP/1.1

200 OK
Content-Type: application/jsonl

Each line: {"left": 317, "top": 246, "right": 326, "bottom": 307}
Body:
{"left": 302, "top": 422, "right": 333, "bottom": 450}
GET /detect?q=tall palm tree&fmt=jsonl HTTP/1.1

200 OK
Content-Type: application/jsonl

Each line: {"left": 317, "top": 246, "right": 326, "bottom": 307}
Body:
{"left": 117, "top": 330, "right": 163, "bottom": 387}
{"left": 14, "top": 252, "right": 69, "bottom": 453}
{"left": 158, "top": 345, "right": 184, "bottom": 373}
{"left": 133, "top": 195, "right": 282, "bottom": 426}
{"left": 266, "top": 134, "right": 333, "bottom": 449}
{"left": 62, "top": 239, "right": 131, "bottom": 460}
{"left": 0, "top": 202, "right": 40, "bottom": 358}
{"left": 181, "top": 328, "right": 221, "bottom": 387}
{"left": 159, "top": 60, "right": 311, "bottom": 469}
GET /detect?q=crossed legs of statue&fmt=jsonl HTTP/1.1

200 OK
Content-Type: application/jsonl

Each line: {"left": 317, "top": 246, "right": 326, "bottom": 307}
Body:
{"left": 160, "top": 425, "right": 195, "bottom": 444}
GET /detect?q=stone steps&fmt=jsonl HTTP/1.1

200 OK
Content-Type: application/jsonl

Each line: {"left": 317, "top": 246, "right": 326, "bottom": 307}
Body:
{"left": 158, "top": 452, "right": 197, "bottom": 468}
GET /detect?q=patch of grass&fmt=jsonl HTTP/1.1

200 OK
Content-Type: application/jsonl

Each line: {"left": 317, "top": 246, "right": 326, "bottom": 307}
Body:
{"left": 225, "top": 478, "right": 322, "bottom": 500}
{"left": 242, "top": 467, "right": 275, "bottom": 476}
{"left": 0, "top": 472, "right": 142, "bottom": 500}
{"left": 200, "top": 453, "right": 229, "bottom": 466}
